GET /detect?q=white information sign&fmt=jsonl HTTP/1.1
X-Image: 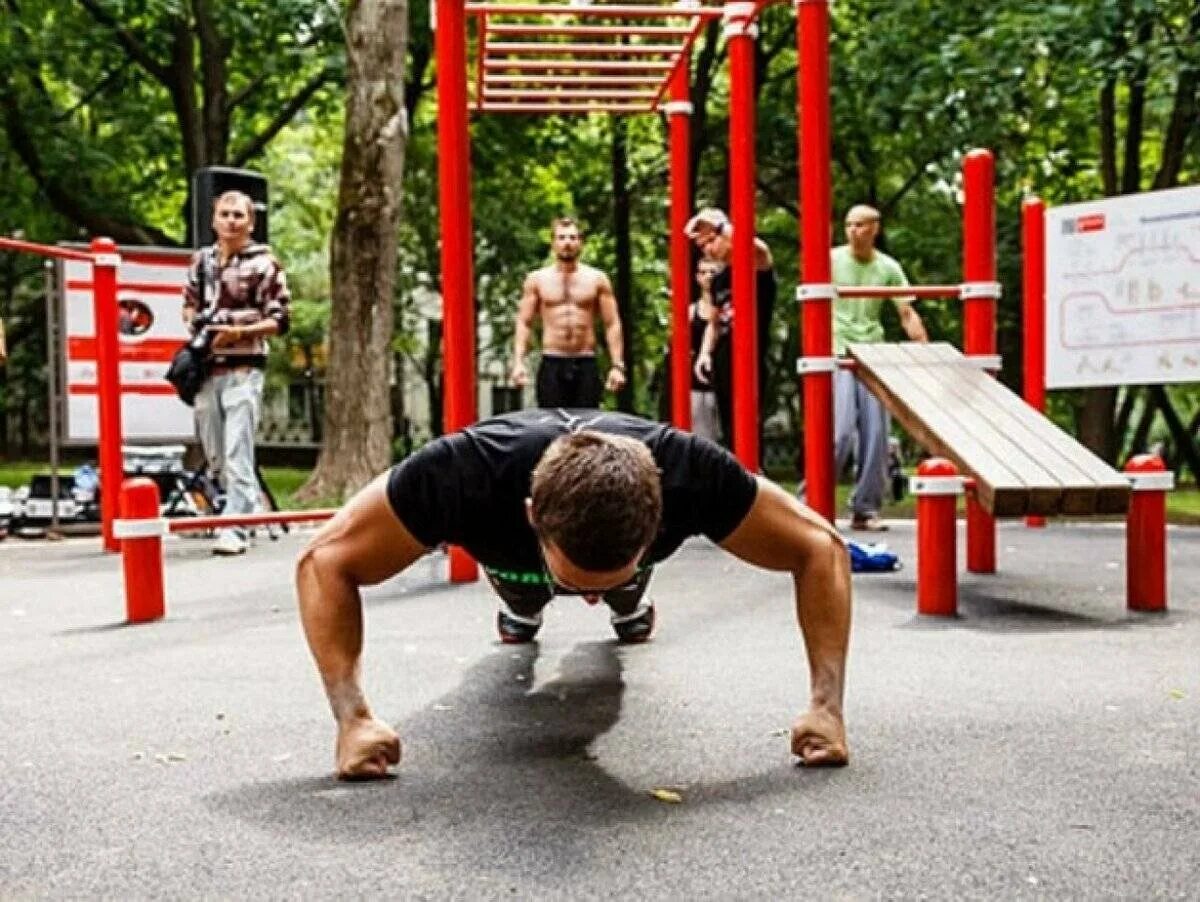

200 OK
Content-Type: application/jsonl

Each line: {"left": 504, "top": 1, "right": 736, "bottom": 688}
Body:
{"left": 61, "top": 246, "right": 196, "bottom": 443}
{"left": 1045, "top": 186, "right": 1200, "bottom": 389}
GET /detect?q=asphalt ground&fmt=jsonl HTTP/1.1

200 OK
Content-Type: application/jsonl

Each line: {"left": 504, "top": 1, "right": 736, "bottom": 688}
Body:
{"left": 1, "top": 519, "right": 1197, "bottom": 899}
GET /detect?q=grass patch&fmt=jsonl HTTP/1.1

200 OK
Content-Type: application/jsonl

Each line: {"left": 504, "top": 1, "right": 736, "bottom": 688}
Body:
{"left": 0, "top": 461, "right": 327, "bottom": 512}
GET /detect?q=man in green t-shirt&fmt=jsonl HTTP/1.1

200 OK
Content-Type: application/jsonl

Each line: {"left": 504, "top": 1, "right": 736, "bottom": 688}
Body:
{"left": 832, "top": 205, "right": 927, "bottom": 531}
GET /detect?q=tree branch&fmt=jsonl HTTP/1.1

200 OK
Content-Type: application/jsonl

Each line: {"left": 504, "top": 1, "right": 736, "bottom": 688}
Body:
{"left": 0, "top": 87, "right": 176, "bottom": 245}
{"left": 230, "top": 66, "right": 336, "bottom": 167}
{"left": 756, "top": 176, "right": 799, "bottom": 220}
{"left": 76, "top": 0, "right": 173, "bottom": 86}
{"left": 1120, "top": 14, "right": 1154, "bottom": 194}
{"left": 1153, "top": 4, "right": 1200, "bottom": 189}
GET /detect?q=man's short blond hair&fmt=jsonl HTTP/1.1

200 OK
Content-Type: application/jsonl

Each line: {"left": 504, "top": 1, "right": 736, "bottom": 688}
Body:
{"left": 844, "top": 204, "right": 880, "bottom": 224}
{"left": 550, "top": 216, "right": 581, "bottom": 236}
{"left": 214, "top": 191, "right": 256, "bottom": 221}
{"left": 684, "top": 207, "right": 729, "bottom": 238}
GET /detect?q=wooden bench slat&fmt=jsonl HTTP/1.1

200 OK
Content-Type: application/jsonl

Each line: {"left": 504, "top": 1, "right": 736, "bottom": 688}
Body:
{"left": 885, "top": 343, "right": 1070, "bottom": 515}
{"left": 919, "top": 345, "right": 1130, "bottom": 514}
{"left": 883, "top": 340, "right": 1070, "bottom": 513}
{"left": 848, "top": 343, "right": 1032, "bottom": 515}
{"left": 894, "top": 345, "right": 1100, "bottom": 514}
{"left": 848, "top": 342, "right": 1132, "bottom": 517}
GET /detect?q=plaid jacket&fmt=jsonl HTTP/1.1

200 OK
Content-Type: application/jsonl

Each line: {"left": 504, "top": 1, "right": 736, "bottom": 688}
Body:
{"left": 182, "top": 243, "right": 291, "bottom": 366}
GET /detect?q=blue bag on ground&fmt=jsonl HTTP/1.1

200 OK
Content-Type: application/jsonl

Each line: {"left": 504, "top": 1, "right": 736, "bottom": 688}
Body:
{"left": 848, "top": 540, "right": 901, "bottom": 573}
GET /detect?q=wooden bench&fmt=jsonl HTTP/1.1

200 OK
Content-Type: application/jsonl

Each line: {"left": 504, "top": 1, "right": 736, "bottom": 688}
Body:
{"left": 847, "top": 342, "right": 1130, "bottom": 517}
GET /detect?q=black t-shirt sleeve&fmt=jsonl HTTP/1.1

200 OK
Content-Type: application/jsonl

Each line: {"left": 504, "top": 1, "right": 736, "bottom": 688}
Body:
{"left": 385, "top": 438, "right": 460, "bottom": 548}
{"left": 654, "top": 429, "right": 758, "bottom": 545}
{"left": 691, "top": 437, "right": 759, "bottom": 542}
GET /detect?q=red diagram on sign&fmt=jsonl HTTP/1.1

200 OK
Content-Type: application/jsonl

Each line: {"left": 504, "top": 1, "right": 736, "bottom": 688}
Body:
{"left": 1057, "top": 239, "right": 1200, "bottom": 351}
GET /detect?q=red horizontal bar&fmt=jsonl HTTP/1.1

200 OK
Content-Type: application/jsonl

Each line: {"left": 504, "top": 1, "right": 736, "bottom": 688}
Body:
{"left": 484, "top": 88, "right": 656, "bottom": 100}
{"left": 167, "top": 509, "right": 337, "bottom": 532}
{"left": 69, "top": 337, "right": 180, "bottom": 363}
{"left": 837, "top": 285, "right": 962, "bottom": 299}
{"left": 468, "top": 4, "right": 724, "bottom": 19}
{"left": 484, "top": 59, "right": 673, "bottom": 71}
{"left": 487, "top": 23, "right": 691, "bottom": 37}
{"left": 0, "top": 237, "right": 94, "bottom": 262}
{"left": 486, "top": 74, "right": 661, "bottom": 86}
{"left": 478, "top": 103, "right": 653, "bottom": 114}
{"left": 69, "top": 383, "right": 178, "bottom": 396}
{"left": 487, "top": 41, "right": 683, "bottom": 55}
{"left": 66, "top": 280, "right": 182, "bottom": 295}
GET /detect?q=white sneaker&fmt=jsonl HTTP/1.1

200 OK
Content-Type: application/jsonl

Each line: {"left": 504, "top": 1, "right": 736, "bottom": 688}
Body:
{"left": 212, "top": 530, "right": 247, "bottom": 556}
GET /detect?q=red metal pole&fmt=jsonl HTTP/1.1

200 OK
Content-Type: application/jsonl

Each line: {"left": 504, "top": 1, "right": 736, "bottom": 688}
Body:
{"left": 90, "top": 237, "right": 123, "bottom": 553}
{"left": 913, "top": 458, "right": 961, "bottom": 617}
{"left": 798, "top": 0, "right": 834, "bottom": 521}
{"left": 1022, "top": 196, "right": 1047, "bottom": 529}
{"left": 1125, "top": 454, "right": 1171, "bottom": 612}
{"left": 437, "top": 0, "right": 479, "bottom": 583}
{"left": 726, "top": 4, "right": 759, "bottom": 470}
{"left": 667, "top": 60, "right": 693, "bottom": 431}
{"left": 962, "top": 149, "right": 996, "bottom": 573}
{"left": 120, "top": 478, "right": 165, "bottom": 623}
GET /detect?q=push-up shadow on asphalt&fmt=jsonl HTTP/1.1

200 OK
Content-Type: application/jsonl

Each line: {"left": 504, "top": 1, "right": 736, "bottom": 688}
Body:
{"left": 207, "top": 641, "right": 824, "bottom": 859}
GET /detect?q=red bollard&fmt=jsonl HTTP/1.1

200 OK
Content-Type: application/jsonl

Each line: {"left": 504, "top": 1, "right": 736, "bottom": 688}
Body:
{"left": 912, "top": 458, "right": 963, "bottom": 617}
{"left": 119, "top": 477, "right": 165, "bottom": 623}
{"left": 1125, "top": 454, "right": 1173, "bottom": 612}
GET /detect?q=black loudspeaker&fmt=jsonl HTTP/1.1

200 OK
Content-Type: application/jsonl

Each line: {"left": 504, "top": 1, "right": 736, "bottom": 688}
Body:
{"left": 190, "top": 167, "right": 269, "bottom": 247}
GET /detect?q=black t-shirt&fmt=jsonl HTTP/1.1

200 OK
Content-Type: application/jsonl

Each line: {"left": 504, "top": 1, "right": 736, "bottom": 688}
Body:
{"left": 709, "top": 265, "right": 778, "bottom": 354}
{"left": 386, "top": 409, "right": 758, "bottom": 572}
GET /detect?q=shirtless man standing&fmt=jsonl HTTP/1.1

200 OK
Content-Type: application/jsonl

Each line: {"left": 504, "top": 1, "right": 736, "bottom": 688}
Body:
{"left": 511, "top": 217, "right": 627, "bottom": 408}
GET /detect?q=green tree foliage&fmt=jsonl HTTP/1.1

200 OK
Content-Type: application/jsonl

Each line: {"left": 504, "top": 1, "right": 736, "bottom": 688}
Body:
{"left": 0, "top": 0, "right": 344, "bottom": 245}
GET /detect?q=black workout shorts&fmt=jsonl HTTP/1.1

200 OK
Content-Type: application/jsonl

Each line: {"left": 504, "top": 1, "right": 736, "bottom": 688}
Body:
{"left": 536, "top": 355, "right": 602, "bottom": 408}
{"left": 485, "top": 566, "right": 653, "bottom": 619}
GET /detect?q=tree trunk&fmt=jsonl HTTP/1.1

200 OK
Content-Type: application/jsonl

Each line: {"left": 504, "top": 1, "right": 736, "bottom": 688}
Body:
{"left": 611, "top": 115, "right": 634, "bottom": 413}
{"left": 1077, "top": 385, "right": 1119, "bottom": 463}
{"left": 296, "top": 0, "right": 409, "bottom": 503}
{"left": 1149, "top": 385, "right": 1200, "bottom": 484}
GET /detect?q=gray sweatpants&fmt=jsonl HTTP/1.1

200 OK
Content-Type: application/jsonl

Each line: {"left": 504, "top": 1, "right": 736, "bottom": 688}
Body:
{"left": 194, "top": 368, "right": 264, "bottom": 536}
{"left": 834, "top": 367, "right": 889, "bottom": 518}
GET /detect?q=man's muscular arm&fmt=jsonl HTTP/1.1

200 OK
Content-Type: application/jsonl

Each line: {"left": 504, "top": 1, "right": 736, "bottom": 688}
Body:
{"left": 597, "top": 272, "right": 626, "bottom": 392}
{"left": 512, "top": 273, "right": 540, "bottom": 387}
{"left": 718, "top": 479, "right": 850, "bottom": 767}
{"left": 296, "top": 475, "right": 431, "bottom": 779}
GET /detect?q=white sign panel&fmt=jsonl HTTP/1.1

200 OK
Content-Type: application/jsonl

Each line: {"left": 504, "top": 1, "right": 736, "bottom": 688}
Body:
{"left": 62, "top": 246, "right": 196, "bottom": 443}
{"left": 1045, "top": 186, "right": 1200, "bottom": 389}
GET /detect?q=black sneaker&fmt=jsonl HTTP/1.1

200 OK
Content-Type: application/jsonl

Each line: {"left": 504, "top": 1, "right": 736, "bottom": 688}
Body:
{"left": 611, "top": 603, "right": 655, "bottom": 644}
{"left": 497, "top": 608, "right": 541, "bottom": 644}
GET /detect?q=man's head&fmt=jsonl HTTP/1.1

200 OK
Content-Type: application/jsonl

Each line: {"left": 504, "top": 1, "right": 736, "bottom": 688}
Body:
{"left": 550, "top": 216, "right": 583, "bottom": 263}
{"left": 212, "top": 191, "right": 255, "bottom": 247}
{"left": 684, "top": 207, "right": 732, "bottom": 262}
{"left": 844, "top": 204, "right": 880, "bottom": 260}
{"left": 527, "top": 431, "right": 662, "bottom": 589}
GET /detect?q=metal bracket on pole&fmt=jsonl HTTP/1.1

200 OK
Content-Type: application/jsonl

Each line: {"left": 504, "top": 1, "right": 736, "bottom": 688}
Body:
{"left": 796, "top": 356, "right": 838, "bottom": 375}
{"left": 113, "top": 517, "right": 170, "bottom": 539}
{"left": 93, "top": 253, "right": 122, "bottom": 267}
{"left": 722, "top": 1, "right": 758, "bottom": 38}
{"left": 795, "top": 283, "right": 838, "bottom": 303}
{"left": 910, "top": 475, "right": 966, "bottom": 496}
{"left": 965, "top": 354, "right": 1003, "bottom": 371}
{"left": 959, "top": 281, "right": 1003, "bottom": 300}
{"left": 661, "top": 100, "right": 694, "bottom": 116}
{"left": 1127, "top": 472, "right": 1175, "bottom": 492}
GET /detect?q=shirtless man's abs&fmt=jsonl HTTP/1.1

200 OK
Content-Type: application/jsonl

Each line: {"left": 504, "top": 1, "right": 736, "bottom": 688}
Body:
{"left": 511, "top": 218, "right": 626, "bottom": 408}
